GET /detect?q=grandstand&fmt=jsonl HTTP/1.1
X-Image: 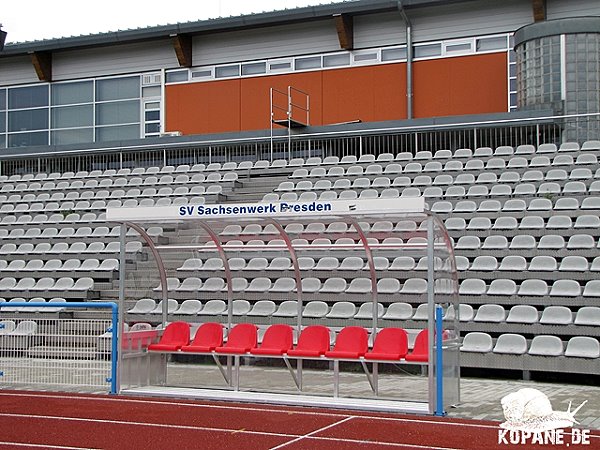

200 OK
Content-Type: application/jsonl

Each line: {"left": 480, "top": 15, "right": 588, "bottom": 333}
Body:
{"left": 0, "top": 0, "right": 600, "bottom": 406}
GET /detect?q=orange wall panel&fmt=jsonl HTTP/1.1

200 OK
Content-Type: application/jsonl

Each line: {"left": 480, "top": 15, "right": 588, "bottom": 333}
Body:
{"left": 240, "top": 72, "right": 323, "bottom": 130}
{"left": 322, "top": 64, "right": 407, "bottom": 124}
{"left": 165, "top": 53, "right": 508, "bottom": 136}
{"left": 165, "top": 79, "right": 241, "bottom": 135}
{"left": 413, "top": 53, "right": 507, "bottom": 118}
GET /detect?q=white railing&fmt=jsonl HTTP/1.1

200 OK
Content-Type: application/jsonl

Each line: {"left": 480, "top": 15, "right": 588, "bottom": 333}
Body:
{"left": 0, "top": 302, "right": 118, "bottom": 393}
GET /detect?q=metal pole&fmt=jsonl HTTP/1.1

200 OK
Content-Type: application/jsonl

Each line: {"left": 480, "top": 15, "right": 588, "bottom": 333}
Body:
{"left": 117, "top": 225, "right": 126, "bottom": 393}
{"left": 426, "top": 216, "right": 436, "bottom": 415}
{"left": 398, "top": 1, "right": 413, "bottom": 120}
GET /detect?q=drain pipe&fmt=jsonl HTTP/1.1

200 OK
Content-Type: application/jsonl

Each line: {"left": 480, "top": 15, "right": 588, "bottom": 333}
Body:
{"left": 398, "top": 1, "right": 413, "bottom": 120}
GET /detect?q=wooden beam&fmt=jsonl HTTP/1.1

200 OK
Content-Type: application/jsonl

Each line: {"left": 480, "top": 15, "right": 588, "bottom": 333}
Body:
{"left": 334, "top": 14, "right": 353, "bottom": 50}
{"left": 30, "top": 51, "right": 52, "bottom": 82}
{"left": 172, "top": 34, "right": 192, "bottom": 68}
{"left": 532, "top": 0, "right": 546, "bottom": 22}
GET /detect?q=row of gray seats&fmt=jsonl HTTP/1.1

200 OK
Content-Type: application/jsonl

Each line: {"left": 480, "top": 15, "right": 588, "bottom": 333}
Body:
{"left": 125, "top": 298, "right": 600, "bottom": 327}
{"left": 462, "top": 333, "right": 599, "bottom": 359}
{"left": 0, "top": 172, "right": 236, "bottom": 193}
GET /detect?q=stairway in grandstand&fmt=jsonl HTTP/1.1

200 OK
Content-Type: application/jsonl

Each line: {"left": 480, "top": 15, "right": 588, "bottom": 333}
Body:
{"left": 0, "top": 141, "right": 599, "bottom": 376}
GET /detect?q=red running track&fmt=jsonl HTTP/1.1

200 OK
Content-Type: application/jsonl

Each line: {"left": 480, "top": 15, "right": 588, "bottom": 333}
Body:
{"left": 0, "top": 390, "right": 597, "bottom": 450}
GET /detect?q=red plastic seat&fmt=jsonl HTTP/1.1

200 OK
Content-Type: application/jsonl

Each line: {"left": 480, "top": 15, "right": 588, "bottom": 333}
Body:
{"left": 405, "top": 329, "right": 429, "bottom": 362}
{"left": 364, "top": 328, "right": 408, "bottom": 361}
{"left": 147, "top": 321, "right": 190, "bottom": 352}
{"left": 287, "top": 325, "right": 330, "bottom": 357}
{"left": 214, "top": 323, "right": 257, "bottom": 354}
{"left": 324, "top": 326, "right": 368, "bottom": 359}
{"left": 250, "top": 324, "right": 293, "bottom": 356}
{"left": 181, "top": 322, "right": 223, "bottom": 353}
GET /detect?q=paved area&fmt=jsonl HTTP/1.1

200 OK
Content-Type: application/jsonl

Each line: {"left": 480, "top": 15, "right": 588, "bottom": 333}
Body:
{"left": 164, "top": 362, "right": 600, "bottom": 429}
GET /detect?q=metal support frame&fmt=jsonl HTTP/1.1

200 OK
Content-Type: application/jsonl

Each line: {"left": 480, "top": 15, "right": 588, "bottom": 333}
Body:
{"left": 270, "top": 86, "right": 310, "bottom": 160}
{"left": 113, "top": 205, "right": 459, "bottom": 414}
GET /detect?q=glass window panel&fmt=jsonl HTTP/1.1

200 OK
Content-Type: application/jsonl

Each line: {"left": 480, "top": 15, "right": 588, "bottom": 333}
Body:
{"left": 445, "top": 42, "right": 472, "bottom": 54}
{"left": 242, "top": 62, "right": 267, "bottom": 76}
{"left": 381, "top": 47, "right": 407, "bottom": 61}
{"left": 476, "top": 36, "right": 507, "bottom": 52}
{"left": 166, "top": 70, "right": 189, "bottom": 83}
{"left": 96, "top": 76, "right": 140, "bottom": 101}
{"left": 8, "top": 131, "right": 48, "bottom": 147}
{"left": 215, "top": 65, "right": 240, "bottom": 78}
{"left": 96, "top": 100, "right": 139, "bottom": 125}
{"left": 96, "top": 124, "right": 139, "bottom": 142}
{"left": 0, "top": 135, "right": 5, "bottom": 149}
{"left": 8, "top": 108, "right": 48, "bottom": 132}
{"left": 0, "top": 112, "right": 4, "bottom": 133}
{"left": 51, "top": 81, "right": 93, "bottom": 105}
{"left": 52, "top": 105, "right": 93, "bottom": 128}
{"left": 414, "top": 43, "right": 441, "bottom": 58}
{"left": 145, "top": 123, "right": 161, "bottom": 133}
{"left": 51, "top": 128, "right": 93, "bottom": 145}
{"left": 354, "top": 52, "right": 378, "bottom": 62}
{"left": 295, "top": 56, "right": 321, "bottom": 70}
{"left": 269, "top": 62, "right": 291, "bottom": 71}
{"left": 191, "top": 70, "right": 212, "bottom": 79}
{"left": 145, "top": 110, "right": 160, "bottom": 121}
{"left": 142, "top": 86, "right": 161, "bottom": 98}
{"left": 323, "top": 53, "right": 350, "bottom": 68}
{"left": 8, "top": 85, "right": 49, "bottom": 109}
{"left": 0, "top": 89, "right": 5, "bottom": 111}
{"left": 144, "top": 102, "right": 160, "bottom": 110}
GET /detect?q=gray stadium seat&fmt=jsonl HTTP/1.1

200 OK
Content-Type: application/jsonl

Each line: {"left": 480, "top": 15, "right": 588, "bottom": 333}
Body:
{"left": 574, "top": 307, "right": 600, "bottom": 326}
{"left": 493, "top": 334, "right": 528, "bottom": 355}
{"left": 326, "top": 301, "right": 356, "bottom": 319}
{"left": 461, "top": 332, "right": 493, "bottom": 353}
{"left": 528, "top": 335, "right": 563, "bottom": 356}
{"left": 506, "top": 305, "right": 538, "bottom": 324}
{"left": 474, "top": 304, "right": 505, "bottom": 322}
{"left": 565, "top": 337, "right": 600, "bottom": 359}
{"left": 247, "top": 300, "right": 277, "bottom": 317}
{"left": 175, "top": 300, "right": 203, "bottom": 315}
{"left": 128, "top": 298, "right": 156, "bottom": 314}
{"left": 540, "top": 306, "right": 573, "bottom": 325}
{"left": 382, "top": 302, "right": 413, "bottom": 320}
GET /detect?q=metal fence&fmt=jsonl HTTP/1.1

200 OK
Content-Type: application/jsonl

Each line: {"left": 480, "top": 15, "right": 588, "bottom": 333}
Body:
{"left": 0, "top": 112, "right": 598, "bottom": 176}
{"left": 0, "top": 302, "right": 118, "bottom": 393}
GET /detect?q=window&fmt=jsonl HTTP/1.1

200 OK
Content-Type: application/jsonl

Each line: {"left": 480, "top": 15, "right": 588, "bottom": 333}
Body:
{"left": 51, "top": 105, "right": 93, "bottom": 128}
{"left": 381, "top": 47, "right": 407, "bottom": 62}
{"left": 353, "top": 52, "right": 378, "bottom": 63}
{"left": 8, "top": 109, "right": 48, "bottom": 132}
{"left": 242, "top": 62, "right": 266, "bottom": 76}
{"left": 414, "top": 43, "right": 442, "bottom": 59}
{"left": 96, "top": 76, "right": 140, "bottom": 101}
{"left": 191, "top": 70, "right": 212, "bottom": 79}
{"left": 0, "top": 89, "right": 5, "bottom": 110}
{"left": 323, "top": 53, "right": 350, "bottom": 68}
{"left": 51, "top": 81, "right": 93, "bottom": 105}
{"left": 96, "top": 124, "right": 139, "bottom": 142}
{"left": 477, "top": 36, "right": 508, "bottom": 52}
{"left": 96, "top": 101, "right": 139, "bottom": 126}
{"left": 51, "top": 128, "right": 93, "bottom": 146}
{"left": 295, "top": 56, "right": 321, "bottom": 70}
{"left": 215, "top": 65, "right": 240, "bottom": 78}
{"left": 8, "top": 85, "right": 48, "bottom": 109}
{"left": 166, "top": 70, "right": 189, "bottom": 83}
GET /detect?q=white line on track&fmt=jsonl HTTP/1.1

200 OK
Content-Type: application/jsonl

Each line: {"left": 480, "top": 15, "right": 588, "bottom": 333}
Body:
{"left": 0, "top": 412, "right": 294, "bottom": 439}
{"left": 0, "top": 391, "right": 598, "bottom": 441}
{"left": 0, "top": 442, "right": 99, "bottom": 450}
{"left": 268, "top": 416, "right": 354, "bottom": 450}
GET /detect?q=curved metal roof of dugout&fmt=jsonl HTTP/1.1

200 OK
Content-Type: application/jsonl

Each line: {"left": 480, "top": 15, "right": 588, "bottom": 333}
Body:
{"left": 108, "top": 197, "right": 458, "bottom": 336}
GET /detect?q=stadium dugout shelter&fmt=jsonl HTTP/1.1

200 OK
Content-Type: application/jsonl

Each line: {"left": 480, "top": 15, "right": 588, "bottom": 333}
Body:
{"left": 107, "top": 197, "right": 460, "bottom": 415}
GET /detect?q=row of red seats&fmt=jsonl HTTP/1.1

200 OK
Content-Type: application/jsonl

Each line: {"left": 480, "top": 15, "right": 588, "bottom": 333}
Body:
{"left": 148, "top": 322, "right": 428, "bottom": 362}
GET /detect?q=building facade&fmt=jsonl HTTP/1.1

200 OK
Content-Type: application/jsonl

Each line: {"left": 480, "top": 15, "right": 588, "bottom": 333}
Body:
{"left": 0, "top": 0, "right": 598, "bottom": 150}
